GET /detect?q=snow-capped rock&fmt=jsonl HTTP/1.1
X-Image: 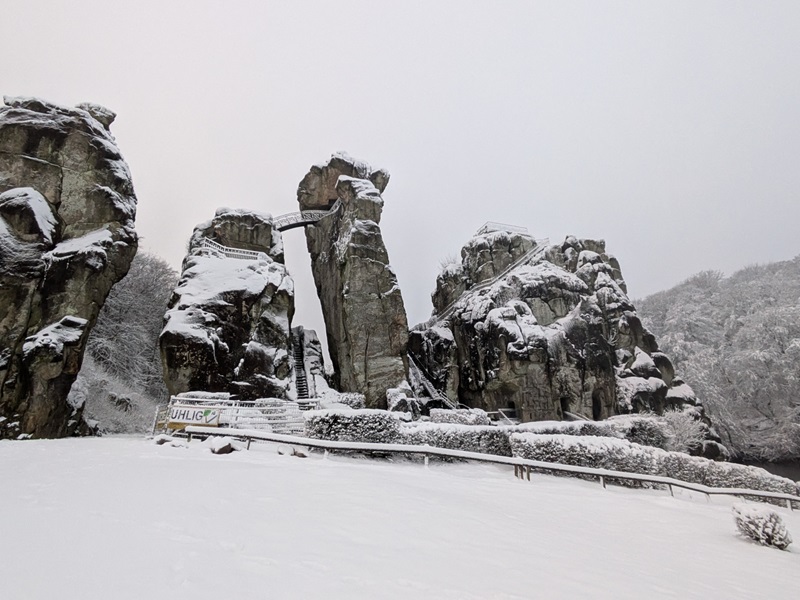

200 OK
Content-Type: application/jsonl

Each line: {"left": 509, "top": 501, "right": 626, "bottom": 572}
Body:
{"left": 0, "top": 96, "right": 138, "bottom": 439}
{"left": 410, "top": 230, "right": 718, "bottom": 455}
{"left": 159, "top": 209, "right": 294, "bottom": 400}
{"left": 298, "top": 154, "right": 409, "bottom": 408}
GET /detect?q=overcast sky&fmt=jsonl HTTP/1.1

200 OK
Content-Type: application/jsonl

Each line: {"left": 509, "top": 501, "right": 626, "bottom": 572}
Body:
{"left": 4, "top": 1, "right": 800, "bottom": 342}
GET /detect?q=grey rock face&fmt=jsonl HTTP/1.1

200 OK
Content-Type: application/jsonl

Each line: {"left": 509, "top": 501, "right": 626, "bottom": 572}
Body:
{"left": 159, "top": 209, "right": 294, "bottom": 400}
{"left": 410, "top": 231, "right": 704, "bottom": 426}
{"left": 299, "top": 154, "right": 409, "bottom": 408}
{"left": 0, "top": 97, "right": 138, "bottom": 438}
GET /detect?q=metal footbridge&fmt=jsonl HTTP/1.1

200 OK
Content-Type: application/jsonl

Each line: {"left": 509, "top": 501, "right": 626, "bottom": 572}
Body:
{"left": 273, "top": 210, "right": 332, "bottom": 232}
{"left": 198, "top": 209, "right": 334, "bottom": 261}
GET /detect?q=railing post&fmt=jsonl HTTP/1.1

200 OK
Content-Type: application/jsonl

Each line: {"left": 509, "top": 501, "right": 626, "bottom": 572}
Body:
{"left": 668, "top": 484, "right": 674, "bottom": 497}
{"left": 599, "top": 475, "right": 605, "bottom": 489}
{"left": 787, "top": 498, "right": 793, "bottom": 511}
{"left": 526, "top": 465, "right": 531, "bottom": 481}
{"left": 246, "top": 437, "right": 252, "bottom": 450}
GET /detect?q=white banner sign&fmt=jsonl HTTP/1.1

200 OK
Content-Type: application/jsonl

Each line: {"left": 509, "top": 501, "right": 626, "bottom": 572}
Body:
{"left": 167, "top": 405, "right": 221, "bottom": 428}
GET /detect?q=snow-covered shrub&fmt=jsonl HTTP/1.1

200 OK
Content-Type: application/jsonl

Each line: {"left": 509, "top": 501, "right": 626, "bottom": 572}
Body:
{"left": 401, "top": 423, "right": 512, "bottom": 457}
{"left": 732, "top": 504, "right": 793, "bottom": 550}
{"left": 429, "top": 408, "right": 492, "bottom": 426}
{"left": 661, "top": 409, "right": 706, "bottom": 453}
{"left": 337, "top": 393, "right": 366, "bottom": 410}
{"left": 509, "top": 433, "right": 660, "bottom": 485}
{"left": 658, "top": 451, "right": 711, "bottom": 484}
{"left": 510, "top": 420, "right": 621, "bottom": 439}
{"left": 509, "top": 433, "right": 800, "bottom": 500}
{"left": 606, "top": 415, "right": 670, "bottom": 450}
{"left": 304, "top": 409, "right": 401, "bottom": 444}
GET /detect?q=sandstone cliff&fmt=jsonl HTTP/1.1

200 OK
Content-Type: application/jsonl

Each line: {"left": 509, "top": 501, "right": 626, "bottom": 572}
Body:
{"left": 410, "top": 228, "right": 721, "bottom": 455}
{"left": 0, "top": 97, "right": 138, "bottom": 438}
{"left": 298, "top": 153, "right": 409, "bottom": 408}
{"left": 159, "top": 208, "right": 294, "bottom": 400}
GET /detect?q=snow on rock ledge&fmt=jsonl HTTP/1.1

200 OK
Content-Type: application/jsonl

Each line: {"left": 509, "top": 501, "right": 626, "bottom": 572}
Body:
{"left": 0, "top": 96, "right": 138, "bottom": 439}
{"left": 409, "top": 231, "right": 724, "bottom": 458}
{"left": 160, "top": 209, "right": 294, "bottom": 400}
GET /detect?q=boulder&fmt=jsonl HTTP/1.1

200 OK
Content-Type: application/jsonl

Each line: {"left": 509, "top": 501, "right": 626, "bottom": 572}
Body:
{"left": 0, "top": 97, "right": 137, "bottom": 439}
{"left": 299, "top": 154, "right": 409, "bottom": 408}
{"left": 410, "top": 231, "right": 707, "bottom": 429}
{"left": 159, "top": 208, "right": 294, "bottom": 400}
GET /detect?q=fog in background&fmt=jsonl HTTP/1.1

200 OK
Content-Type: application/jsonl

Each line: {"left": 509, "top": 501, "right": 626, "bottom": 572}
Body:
{"left": 4, "top": 1, "right": 800, "bottom": 351}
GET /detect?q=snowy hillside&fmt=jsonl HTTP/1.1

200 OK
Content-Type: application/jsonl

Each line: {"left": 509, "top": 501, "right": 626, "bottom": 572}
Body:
{"left": 637, "top": 260, "right": 800, "bottom": 461}
{"left": 1, "top": 437, "right": 797, "bottom": 599}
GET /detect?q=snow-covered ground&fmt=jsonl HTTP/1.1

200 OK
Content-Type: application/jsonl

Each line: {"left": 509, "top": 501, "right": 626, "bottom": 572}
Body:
{"left": 1, "top": 436, "right": 797, "bottom": 599}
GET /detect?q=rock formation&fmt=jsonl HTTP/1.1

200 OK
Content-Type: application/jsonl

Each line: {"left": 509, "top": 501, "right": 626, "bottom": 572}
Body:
{"left": 160, "top": 208, "right": 294, "bottom": 400}
{"left": 298, "top": 153, "right": 409, "bottom": 408}
{"left": 410, "top": 228, "right": 722, "bottom": 455}
{"left": 0, "top": 97, "right": 138, "bottom": 438}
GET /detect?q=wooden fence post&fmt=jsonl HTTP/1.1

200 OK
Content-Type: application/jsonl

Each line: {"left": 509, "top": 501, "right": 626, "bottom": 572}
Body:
{"left": 599, "top": 476, "right": 606, "bottom": 489}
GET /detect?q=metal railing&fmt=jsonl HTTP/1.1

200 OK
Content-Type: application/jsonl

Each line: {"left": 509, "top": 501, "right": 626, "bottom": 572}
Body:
{"left": 184, "top": 426, "right": 800, "bottom": 510}
{"left": 273, "top": 210, "right": 333, "bottom": 232}
{"left": 154, "top": 398, "right": 305, "bottom": 435}
{"left": 407, "top": 353, "right": 459, "bottom": 410}
{"left": 476, "top": 221, "right": 530, "bottom": 235}
{"left": 199, "top": 238, "right": 267, "bottom": 261}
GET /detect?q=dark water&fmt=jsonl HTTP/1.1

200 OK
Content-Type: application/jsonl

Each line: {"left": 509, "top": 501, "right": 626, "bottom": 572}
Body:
{"left": 743, "top": 461, "right": 800, "bottom": 482}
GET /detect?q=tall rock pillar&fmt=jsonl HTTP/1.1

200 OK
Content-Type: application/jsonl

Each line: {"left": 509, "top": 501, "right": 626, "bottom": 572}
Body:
{"left": 0, "top": 97, "right": 138, "bottom": 438}
{"left": 298, "top": 153, "right": 409, "bottom": 408}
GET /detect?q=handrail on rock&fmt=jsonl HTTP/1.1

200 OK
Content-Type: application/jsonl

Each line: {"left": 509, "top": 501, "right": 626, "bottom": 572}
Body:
{"left": 415, "top": 237, "right": 550, "bottom": 331}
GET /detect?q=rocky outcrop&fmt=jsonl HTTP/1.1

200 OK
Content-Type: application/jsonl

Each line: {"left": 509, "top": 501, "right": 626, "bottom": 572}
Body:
{"left": 0, "top": 97, "right": 138, "bottom": 438}
{"left": 410, "top": 230, "right": 720, "bottom": 452}
{"left": 299, "top": 153, "right": 409, "bottom": 408}
{"left": 159, "top": 208, "right": 294, "bottom": 400}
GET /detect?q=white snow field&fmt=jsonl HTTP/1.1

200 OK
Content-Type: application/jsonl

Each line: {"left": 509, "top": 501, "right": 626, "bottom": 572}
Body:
{"left": 1, "top": 437, "right": 797, "bottom": 600}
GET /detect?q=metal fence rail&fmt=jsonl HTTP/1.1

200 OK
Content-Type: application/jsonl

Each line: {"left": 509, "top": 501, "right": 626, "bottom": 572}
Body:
{"left": 184, "top": 426, "right": 800, "bottom": 510}
{"left": 199, "top": 238, "right": 266, "bottom": 261}
{"left": 156, "top": 399, "right": 305, "bottom": 435}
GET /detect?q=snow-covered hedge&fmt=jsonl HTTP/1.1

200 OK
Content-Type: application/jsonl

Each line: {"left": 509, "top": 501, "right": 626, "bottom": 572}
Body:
{"left": 402, "top": 423, "right": 511, "bottom": 457}
{"left": 304, "top": 409, "right": 401, "bottom": 444}
{"left": 337, "top": 393, "right": 366, "bottom": 410}
{"left": 509, "top": 433, "right": 659, "bottom": 486}
{"left": 732, "top": 504, "right": 792, "bottom": 550}
{"left": 606, "top": 415, "right": 670, "bottom": 450}
{"left": 511, "top": 420, "right": 620, "bottom": 439}
{"left": 510, "top": 417, "right": 673, "bottom": 452}
{"left": 510, "top": 433, "right": 800, "bottom": 501}
{"left": 429, "top": 408, "right": 492, "bottom": 426}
